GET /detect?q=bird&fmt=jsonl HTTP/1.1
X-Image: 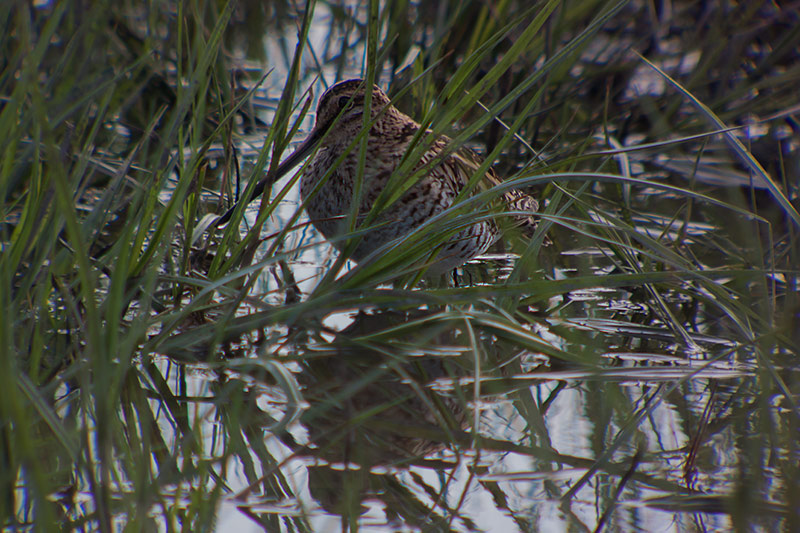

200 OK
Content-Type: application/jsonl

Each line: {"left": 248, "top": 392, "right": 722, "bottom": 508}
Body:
{"left": 216, "top": 78, "right": 542, "bottom": 274}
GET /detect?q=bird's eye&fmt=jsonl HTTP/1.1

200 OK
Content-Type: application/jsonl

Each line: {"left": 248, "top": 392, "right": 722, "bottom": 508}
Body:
{"left": 338, "top": 95, "right": 353, "bottom": 109}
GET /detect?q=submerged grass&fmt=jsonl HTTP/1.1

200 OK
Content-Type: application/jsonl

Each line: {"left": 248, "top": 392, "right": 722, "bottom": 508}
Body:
{"left": 1, "top": 0, "right": 798, "bottom": 531}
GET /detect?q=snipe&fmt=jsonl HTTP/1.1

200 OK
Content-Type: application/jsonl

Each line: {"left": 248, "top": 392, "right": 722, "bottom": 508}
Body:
{"left": 218, "top": 79, "right": 542, "bottom": 274}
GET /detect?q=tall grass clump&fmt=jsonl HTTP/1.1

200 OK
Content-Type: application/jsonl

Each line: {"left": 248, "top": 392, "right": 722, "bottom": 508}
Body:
{"left": 2, "top": 0, "right": 798, "bottom": 531}
{"left": 0, "top": 0, "right": 290, "bottom": 529}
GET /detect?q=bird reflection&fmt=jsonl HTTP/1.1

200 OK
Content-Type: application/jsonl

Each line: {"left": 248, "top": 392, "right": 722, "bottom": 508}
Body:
{"left": 287, "top": 309, "right": 473, "bottom": 515}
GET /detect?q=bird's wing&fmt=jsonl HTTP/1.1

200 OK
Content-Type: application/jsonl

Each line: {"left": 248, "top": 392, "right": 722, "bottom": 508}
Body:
{"left": 448, "top": 145, "right": 541, "bottom": 233}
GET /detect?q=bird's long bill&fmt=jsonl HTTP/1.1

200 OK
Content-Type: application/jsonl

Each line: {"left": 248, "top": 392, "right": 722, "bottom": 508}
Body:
{"left": 215, "top": 126, "right": 325, "bottom": 226}
{"left": 270, "top": 126, "right": 325, "bottom": 181}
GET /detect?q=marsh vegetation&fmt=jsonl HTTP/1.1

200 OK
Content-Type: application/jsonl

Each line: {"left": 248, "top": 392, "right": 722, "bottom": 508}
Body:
{"left": 1, "top": 0, "right": 798, "bottom": 531}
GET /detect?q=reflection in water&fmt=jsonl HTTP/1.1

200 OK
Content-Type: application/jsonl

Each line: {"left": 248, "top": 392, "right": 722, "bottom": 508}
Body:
{"left": 275, "top": 309, "right": 472, "bottom": 520}
{"left": 207, "top": 291, "right": 760, "bottom": 531}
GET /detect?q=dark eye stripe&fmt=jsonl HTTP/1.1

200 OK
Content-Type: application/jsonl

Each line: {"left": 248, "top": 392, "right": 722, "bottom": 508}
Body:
{"left": 338, "top": 94, "right": 364, "bottom": 109}
{"left": 317, "top": 79, "right": 366, "bottom": 114}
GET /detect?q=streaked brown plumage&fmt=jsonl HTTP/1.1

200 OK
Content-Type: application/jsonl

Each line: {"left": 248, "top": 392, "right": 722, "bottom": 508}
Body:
{"left": 218, "top": 79, "right": 541, "bottom": 274}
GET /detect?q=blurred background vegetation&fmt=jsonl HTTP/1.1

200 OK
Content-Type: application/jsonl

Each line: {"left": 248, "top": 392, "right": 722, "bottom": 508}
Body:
{"left": 1, "top": 0, "right": 798, "bottom": 531}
